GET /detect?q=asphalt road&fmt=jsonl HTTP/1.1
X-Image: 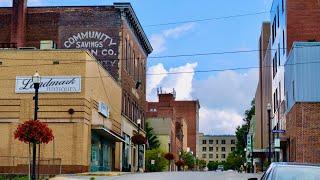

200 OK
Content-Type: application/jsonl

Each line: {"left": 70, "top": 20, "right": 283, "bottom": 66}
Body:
{"left": 54, "top": 171, "right": 262, "bottom": 180}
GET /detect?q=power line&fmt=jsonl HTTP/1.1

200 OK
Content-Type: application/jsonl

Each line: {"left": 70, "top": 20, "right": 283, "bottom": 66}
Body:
{"left": 1, "top": 59, "right": 320, "bottom": 79}
{"left": 144, "top": 11, "right": 270, "bottom": 27}
{"left": 1, "top": 45, "right": 319, "bottom": 62}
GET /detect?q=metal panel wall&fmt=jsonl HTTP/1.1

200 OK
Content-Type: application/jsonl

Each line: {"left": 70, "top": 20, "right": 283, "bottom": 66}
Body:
{"left": 285, "top": 42, "right": 320, "bottom": 112}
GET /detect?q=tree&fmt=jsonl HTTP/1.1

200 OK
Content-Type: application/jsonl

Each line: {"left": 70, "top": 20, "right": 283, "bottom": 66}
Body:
{"left": 145, "top": 148, "right": 168, "bottom": 172}
{"left": 146, "top": 122, "right": 160, "bottom": 150}
{"left": 234, "top": 99, "right": 255, "bottom": 166}
{"left": 207, "top": 161, "right": 218, "bottom": 171}
{"left": 225, "top": 151, "right": 245, "bottom": 170}
{"left": 197, "top": 159, "right": 207, "bottom": 170}
{"left": 180, "top": 151, "right": 195, "bottom": 170}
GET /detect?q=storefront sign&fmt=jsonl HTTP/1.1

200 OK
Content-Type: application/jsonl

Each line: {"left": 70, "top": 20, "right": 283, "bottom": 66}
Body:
{"left": 98, "top": 101, "right": 110, "bottom": 118}
{"left": 272, "top": 129, "right": 286, "bottom": 134}
{"left": 15, "top": 76, "right": 81, "bottom": 93}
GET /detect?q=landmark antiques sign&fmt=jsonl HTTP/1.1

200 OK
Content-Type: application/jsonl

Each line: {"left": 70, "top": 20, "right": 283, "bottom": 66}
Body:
{"left": 61, "top": 30, "right": 119, "bottom": 79}
{"left": 15, "top": 76, "right": 81, "bottom": 93}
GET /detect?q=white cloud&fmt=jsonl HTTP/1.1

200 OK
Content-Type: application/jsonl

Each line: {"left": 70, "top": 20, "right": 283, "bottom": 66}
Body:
{"left": 200, "top": 107, "right": 243, "bottom": 135}
{"left": 150, "top": 23, "right": 195, "bottom": 54}
{"left": 147, "top": 63, "right": 258, "bottom": 135}
{"left": 147, "top": 62, "right": 198, "bottom": 101}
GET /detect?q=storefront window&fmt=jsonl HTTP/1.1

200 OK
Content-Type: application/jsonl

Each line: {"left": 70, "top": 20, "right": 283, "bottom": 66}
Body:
{"left": 122, "top": 134, "right": 131, "bottom": 172}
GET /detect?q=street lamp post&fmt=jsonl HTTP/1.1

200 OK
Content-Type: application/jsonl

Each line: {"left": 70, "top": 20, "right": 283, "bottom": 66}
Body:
{"left": 137, "top": 119, "right": 141, "bottom": 172}
{"left": 267, "top": 103, "right": 272, "bottom": 165}
{"left": 32, "top": 72, "right": 41, "bottom": 180}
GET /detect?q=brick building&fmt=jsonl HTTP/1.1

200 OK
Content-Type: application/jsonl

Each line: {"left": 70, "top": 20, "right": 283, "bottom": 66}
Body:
{"left": 0, "top": 50, "right": 123, "bottom": 173}
{"left": 146, "top": 90, "right": 200, "bottom": 158}
{"left": 0, "top": 0, "right": 152, "bottom": 173}
{"left": 255, "top": 0, "right": 320, "bottom": 164}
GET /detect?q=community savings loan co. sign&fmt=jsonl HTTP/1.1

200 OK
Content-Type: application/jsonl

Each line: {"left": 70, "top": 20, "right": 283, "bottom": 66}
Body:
{"left": 15, "top": 76, "right": 81, "bottom": 93}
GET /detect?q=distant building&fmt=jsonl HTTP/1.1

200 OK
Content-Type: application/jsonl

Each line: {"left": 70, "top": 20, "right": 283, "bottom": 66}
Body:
{"left": 254, "top": 22, "right": 272, "bottom": 166}
{"left": 146, "top": 90, "right": 200, "bottom": 158}
{"left": 197, "top": 133, "right": 236, "bottom": 163}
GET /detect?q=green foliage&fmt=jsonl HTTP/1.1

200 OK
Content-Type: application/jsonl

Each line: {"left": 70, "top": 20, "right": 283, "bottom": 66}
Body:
{"left": 180, "top": 151, "right": 195, "bottom": 169}
{"left": 207, "top": 161, "right": 219, "bottom": 171}
{"left": 146, "top": 122, "right": 160, "bottom": 150}
{"left": 145, "top": 148, "right": 168, "bottom": 172}
{"left": 225, "top": 151, "right": 245, "bottom": 170}
{"left": 197, "top": 159, "right": 207, "bottom": 170}
{"left": 234, "top": 99, "right": 255, "bottom": 164}
{"left": 90, "top": 177, "right": 96, "bottom": 180}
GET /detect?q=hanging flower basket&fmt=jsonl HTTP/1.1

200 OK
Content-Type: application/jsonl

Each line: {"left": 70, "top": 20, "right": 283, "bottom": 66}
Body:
{"left": 14, "top": 120, "right": 54, "bottom": 144}
{"left": 175, "top": 160, "right": 185, "bottom": 167}
{"left": 131, "top": 134, "right": 147, "bottom": 145}
{"left": 164, "top": 153, "right": 175, "bottom": 161}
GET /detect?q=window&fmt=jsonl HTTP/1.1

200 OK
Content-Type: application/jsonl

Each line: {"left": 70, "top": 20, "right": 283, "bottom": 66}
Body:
{"left": 221, "top": 140, "right": 226, "bottom": 144}
{"left": 125, "top": 39, "right": 128, "bottom": 71}
{"left": 209, "top": 140, "right": 214, "bottom": 144}
{"left": 279, "top": 82, "right": 282, "bottom": 103}
{"left": 292, "top": 81, "right": 295, "bottom": 100}
{"left": 202, "top": 154, "right": 206, "bottom": 158}
{"left": 209, "top": 154, "right": 213, "bottom": 159}
{"left": 209, "top": 147, "right": 213, "bottom": 152}
{"left": 202, "top": 147, "right": 207, "bottom": 152}
{"left": 273, "top": 54, "right": 278, "bottom": 78}
{"left": 278, "top": 44, "right": 281, "bottom": 66}
{"left": 216, "top": 140, "right": 219, "bottom": 144}
{"left": 221, "top": 147, "right": 226, "bottom": 152}
{"left": 286, "top": 91, "right": 289, "bottom": 109}
{"left": 282, "top": 0, "right": 284, "bottom": 13}
{"left": 231, "top": 140, "right": 236, "bottom": 144}
{"left": 231, "top": 147, "right": 235, "bottom": 151}
{"left": 202, "top": 140, "right": 207, "bottom": 144}
{"left": 216, "top": 147, "right": 219, "bottom": 152}
{"left": 283, "top": 30, "right": 285, "bottom": 55}
{"left": 222, "top": 154, "right": 226, "bottom": 159}
{"left": 216, "top": 154, "right": 219, "bottom": 158}
{"left": 277, "top": 6, "right": 280, "bottom": 28}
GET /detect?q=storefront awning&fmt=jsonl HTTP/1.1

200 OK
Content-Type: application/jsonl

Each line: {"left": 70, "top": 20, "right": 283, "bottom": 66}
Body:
{"left": 92, "top": 125, "right": 124, "bottom": 142}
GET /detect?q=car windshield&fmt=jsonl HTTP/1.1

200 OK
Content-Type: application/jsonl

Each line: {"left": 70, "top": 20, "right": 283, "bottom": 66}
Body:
{"left": 273, "top": 166, "right": 320, "bottom": 180}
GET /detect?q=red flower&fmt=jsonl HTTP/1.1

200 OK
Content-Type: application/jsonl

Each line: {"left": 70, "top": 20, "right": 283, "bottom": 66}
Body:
{"left": 131, "top": 134, "right": 147, "bottom": 145}
{"left": 164, "top": 153, "right": 175, "bottom": 160}
{"left": 175, "top": 160, "right": 185, "bottom": 167}
{"left": 14, "top": 120, "right": 54, "bottom": 144}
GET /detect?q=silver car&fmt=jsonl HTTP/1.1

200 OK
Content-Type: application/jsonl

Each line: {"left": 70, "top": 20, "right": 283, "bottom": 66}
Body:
{"left": 249, "top": 162, "right": 320, "bottom": 180}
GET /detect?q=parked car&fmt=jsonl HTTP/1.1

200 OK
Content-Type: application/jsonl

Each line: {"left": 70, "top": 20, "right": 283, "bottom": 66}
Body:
{"left": 216, "top": 165, "right": 224, "bottom": 172}
{"left": 248, "top": 162, "right": 320, "bottom": 180}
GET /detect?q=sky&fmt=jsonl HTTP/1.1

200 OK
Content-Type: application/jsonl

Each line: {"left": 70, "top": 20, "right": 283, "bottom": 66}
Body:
{"left": 0, "top": 0, "right": 273, "bottom": 135}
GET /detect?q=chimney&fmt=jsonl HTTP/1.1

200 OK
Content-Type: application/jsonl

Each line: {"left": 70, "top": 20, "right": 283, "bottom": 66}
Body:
{"left": 11, "top": 0, "right": 27, "bottom": 47}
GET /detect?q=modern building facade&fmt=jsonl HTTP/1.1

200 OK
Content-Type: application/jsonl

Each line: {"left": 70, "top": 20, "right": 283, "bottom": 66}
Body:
{"left": 198, "top": 134, "right": 236, "bottom": 163}
{"left": 255, "top": 0, "right": 320, "bottom": 165}
{"left": 0, "top": 0, "right": 152, "bottom": 173}
{"left": 146, "top": 90, "right": 200, "bottom": 158}
{"left": 284, "top": 42, "right": 320, "bottom": 163}
{"left": 0, "top": 50, "right": 123, "bottom": 173}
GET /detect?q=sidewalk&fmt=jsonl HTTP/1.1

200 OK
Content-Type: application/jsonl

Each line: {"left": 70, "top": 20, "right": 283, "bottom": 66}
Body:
{"left": 51, "top": 172, "right": 130, "bottom": 180}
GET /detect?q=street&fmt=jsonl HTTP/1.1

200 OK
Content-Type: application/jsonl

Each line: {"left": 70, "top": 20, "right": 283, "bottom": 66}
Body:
{"left": 54, "top": 171, "right": 261, "bottom": 180}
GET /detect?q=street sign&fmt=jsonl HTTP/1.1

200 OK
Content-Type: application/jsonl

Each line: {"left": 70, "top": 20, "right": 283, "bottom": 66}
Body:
{"left": 272, "top": 129, "right": 286, "bottom": 134}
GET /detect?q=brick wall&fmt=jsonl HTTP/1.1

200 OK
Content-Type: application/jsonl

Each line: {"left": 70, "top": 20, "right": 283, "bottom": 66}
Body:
{"left": 286, "top": 0, "right": 320, "bottom": 51}
{"left": 286, "top": 102, "right": 320, "bottom": 163}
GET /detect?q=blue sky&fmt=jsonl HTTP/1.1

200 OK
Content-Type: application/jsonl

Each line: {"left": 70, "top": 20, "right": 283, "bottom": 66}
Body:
{"left": 1, "top": 0, "right": 273, "bottom": 135}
